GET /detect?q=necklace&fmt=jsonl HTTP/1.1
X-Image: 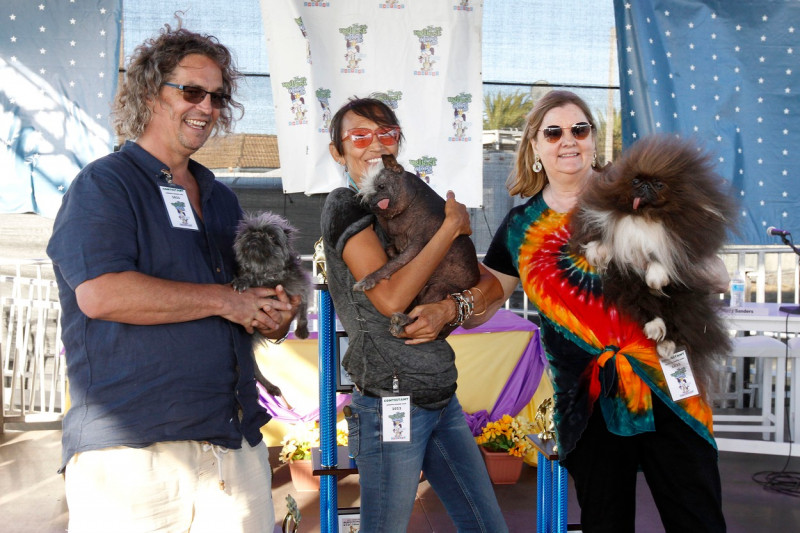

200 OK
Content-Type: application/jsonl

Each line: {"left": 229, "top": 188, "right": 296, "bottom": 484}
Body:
{"left": 346, "top": 171, "right": 359, "bottom": 192}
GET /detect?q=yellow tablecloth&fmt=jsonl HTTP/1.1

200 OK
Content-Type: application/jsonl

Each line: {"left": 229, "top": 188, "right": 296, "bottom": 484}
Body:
{"left": 257, "top": 309, "right": 552, "bottom": 448}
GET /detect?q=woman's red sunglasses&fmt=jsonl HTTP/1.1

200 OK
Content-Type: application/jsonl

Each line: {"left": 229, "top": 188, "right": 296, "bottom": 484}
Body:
{"left": 538, "top": 122, "right": 593, "bottom": 143}
{"left": 342, "top": 126, "right": 402, "bottom": 148}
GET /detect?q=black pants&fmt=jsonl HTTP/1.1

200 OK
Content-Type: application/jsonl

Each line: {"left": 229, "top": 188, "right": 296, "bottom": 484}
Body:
{"left": 562, "top": 394, "right": 726, "bottom": 533}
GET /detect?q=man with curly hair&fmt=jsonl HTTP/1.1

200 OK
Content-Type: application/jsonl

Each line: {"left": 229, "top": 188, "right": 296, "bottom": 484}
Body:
{"left": 47, "top": 22, "right": 298, "bottom": 532}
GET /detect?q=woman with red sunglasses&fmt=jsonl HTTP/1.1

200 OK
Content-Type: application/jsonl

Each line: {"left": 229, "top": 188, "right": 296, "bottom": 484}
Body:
{"left": 474, "top": 90, "right": 727, "bottom": 532}
{"left": 321, "top": 96, "right": 508, "bottom": 532}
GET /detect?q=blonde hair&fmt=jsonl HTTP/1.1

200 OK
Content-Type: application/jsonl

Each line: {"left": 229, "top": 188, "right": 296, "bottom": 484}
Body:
{"left": 507, "top": 90, "right": 597, "bottom": 198}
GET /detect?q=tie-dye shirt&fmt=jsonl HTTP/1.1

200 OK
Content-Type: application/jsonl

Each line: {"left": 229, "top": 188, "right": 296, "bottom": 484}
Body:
{"left": 483, "top": 193, "right": 716, "bottom": 460}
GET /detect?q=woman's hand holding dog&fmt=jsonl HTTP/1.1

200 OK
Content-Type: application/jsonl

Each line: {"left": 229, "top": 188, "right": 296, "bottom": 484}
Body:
{"left": 442, "top": 190, "right": 472, "bottom": 239}
{"left": 397, "top": 298, "right": 456, "bottom": 345}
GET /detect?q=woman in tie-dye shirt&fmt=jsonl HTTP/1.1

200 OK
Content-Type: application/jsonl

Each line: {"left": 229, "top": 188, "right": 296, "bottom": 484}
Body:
{"left": 476, "top": 91, "right": 727, "bottom": 533}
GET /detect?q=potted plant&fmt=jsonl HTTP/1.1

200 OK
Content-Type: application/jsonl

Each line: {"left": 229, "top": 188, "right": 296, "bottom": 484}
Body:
{"left": 279, "top": 420, "right": 348, "bottom": 491}
{"left": 475, "top": 414, "right": 535, "bottom": 484}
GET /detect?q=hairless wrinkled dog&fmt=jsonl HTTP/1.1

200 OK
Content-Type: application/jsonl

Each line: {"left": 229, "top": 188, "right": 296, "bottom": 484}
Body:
{"left": 355, "top": 154, "right": 480, "bottom": 338}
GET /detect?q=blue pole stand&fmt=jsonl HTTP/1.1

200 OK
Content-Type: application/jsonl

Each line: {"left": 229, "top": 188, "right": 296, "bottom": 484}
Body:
{"left": 538, "top": 451, "right": 552, "bottom": 532}
{"left": 318, "top": 289, "right": 337, "bottom": 533}
{"left": 555, "top": 460, "right": 568, "bottom": 532}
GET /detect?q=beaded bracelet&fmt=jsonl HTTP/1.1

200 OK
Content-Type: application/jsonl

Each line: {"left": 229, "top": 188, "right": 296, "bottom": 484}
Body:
{"left": 448, "top": 290, "right": 475, "bottom": 327}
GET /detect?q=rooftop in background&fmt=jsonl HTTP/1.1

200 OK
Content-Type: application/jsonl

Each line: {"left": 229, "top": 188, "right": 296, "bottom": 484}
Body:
{"left": 192, "top": 134, "right": 280, "bottom": 173}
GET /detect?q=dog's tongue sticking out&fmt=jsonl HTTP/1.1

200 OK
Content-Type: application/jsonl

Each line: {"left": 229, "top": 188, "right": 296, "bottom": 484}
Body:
{"left": 377, "top": 198, "right": 390, "bottom": 210}
{"left": 633, "top": 197, "right": 641, "bottom": 210}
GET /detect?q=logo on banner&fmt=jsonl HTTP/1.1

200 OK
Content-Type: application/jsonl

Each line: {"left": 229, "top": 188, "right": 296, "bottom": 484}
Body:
{"left": 303, "top": 1, "right": 329, "bottom": 7}
{"left": 340, "top": 24, "right": 368, "bottom": 73}
{"left": 281, "top": 77, "right": 309, "bottom": 126}
{"left": 379, "top": 1, "right": 405, "bottom": 8}
{"left": 447, "top": 92, "right": 473, "bottom": 141}
{"left": 454, "top": 0, "right": 474, "bottom": 11}
{"left": 409, "top": 156, "right": 438, "bottom": 184}
{"left": 316, "top": 88, "right": 332, "bottom": 133}
{"left": 295, "top": 17, "right": 312, "bottom": 64}
{"left": 413, "top": 26, "right": 442, "bottom": 76}
{"left": 373, "top": 90, "right": 403, "bottom": 111}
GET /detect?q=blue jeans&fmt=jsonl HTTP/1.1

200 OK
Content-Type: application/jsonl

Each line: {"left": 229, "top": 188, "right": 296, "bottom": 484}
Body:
{"left": 345, "top": 391, "right": 508, "bottom": 532}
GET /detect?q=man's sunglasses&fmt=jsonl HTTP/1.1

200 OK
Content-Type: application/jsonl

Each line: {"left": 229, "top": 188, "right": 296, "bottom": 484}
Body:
{"left": 342, "top": 126, "right": 402, "bottom": 149}
{"left": 538, "top": 122, "right": 593, "bottom": 143}
{"left": 163, "top": 82, "right": 231, "bottom": 109}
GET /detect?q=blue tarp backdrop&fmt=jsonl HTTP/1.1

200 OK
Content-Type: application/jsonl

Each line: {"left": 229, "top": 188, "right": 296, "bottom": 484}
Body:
{"left": 615, "top": 0, "right": 800, "bottom": 245}
{"left": 0, "top": 0, "right": 121, "bottom": 218}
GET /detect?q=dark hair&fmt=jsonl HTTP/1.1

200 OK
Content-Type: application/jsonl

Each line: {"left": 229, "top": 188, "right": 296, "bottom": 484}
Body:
{"left": 508, "top": 90, "right": 597, "bottom": 197}
{"left": 112, "top": 18, "right": 243, "bottom": 140}
{"left": 329, "top": 95, "right": 404, "bottom": 155}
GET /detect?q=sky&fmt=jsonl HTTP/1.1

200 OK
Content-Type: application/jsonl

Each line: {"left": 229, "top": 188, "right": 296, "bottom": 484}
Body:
{"left": 122, "top": 0, "right": 619, "bottom": 134}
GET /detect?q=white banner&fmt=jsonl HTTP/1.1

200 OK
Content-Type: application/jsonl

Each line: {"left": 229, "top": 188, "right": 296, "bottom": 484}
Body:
{"left": 260, "top": 0, "right": 483, "bottom": 207}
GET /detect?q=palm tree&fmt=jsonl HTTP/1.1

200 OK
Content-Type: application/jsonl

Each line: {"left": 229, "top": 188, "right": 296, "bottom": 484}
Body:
{"left": 594, "top": 106, "right": 622, "bottom": 165}
{"left": 483, "top": 90, "right": 532, "bottom": 130}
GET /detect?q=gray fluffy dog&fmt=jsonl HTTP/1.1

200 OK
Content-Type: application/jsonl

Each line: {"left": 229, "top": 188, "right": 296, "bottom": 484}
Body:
{"left": 232, "top": 212, "right": 311, "bottom": 340}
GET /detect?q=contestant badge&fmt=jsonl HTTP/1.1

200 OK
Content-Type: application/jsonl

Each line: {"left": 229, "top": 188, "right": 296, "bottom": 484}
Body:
{"left": 381, "top": 396, "right": 411, "bottom": 442}
{"left": 659, "top": 348, "right": 700, "bottom": 400}
{"left": 160, "top": 186, "right": 199, "bottom": 230}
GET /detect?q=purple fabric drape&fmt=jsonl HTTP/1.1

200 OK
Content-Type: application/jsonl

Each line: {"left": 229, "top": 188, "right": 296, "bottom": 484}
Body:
{"left": 257, "top": 309, "right": 546, "bottom": 430}
{"left": 461, "top": 312, "right": 547, "bottom": 435}
{"left": 258, "top": 383, "right": 351, "bottom": 423}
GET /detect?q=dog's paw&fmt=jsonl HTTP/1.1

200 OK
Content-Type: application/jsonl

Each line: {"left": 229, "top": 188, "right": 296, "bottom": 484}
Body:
{"left": 584, "top": 241, "right": 610, "bottom": 270}
{"left": 645, "top": 262, "right": 669, "bottom": 291}
{"left": 389, "top": 312, "right": 413, "bottom": 337}
{"left": 294, "top": 319, "right": 309, "bottom": 340}
{"left": 656, "top": 339, "right": 676, "bottom": 359}
{"left": 644, "top": 317, "right": 667, "bottom": 342}
{"left": 353, "top": 276, "right": 377, "bottom": 292}
{"left": 231, "top": 279, "right": 248, "bottom": 293}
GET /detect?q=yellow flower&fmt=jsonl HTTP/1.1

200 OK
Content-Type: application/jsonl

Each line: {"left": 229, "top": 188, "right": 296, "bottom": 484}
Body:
{"left": 280, "top": 419, "right": 350, "bottom": 464}
{"left": 476, "top": 414, "right": 536, "bottom": 456}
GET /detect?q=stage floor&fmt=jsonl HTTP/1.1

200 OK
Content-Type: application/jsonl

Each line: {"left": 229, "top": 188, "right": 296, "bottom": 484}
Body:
{"left": 1, "top": 426, "right": 798, "bottom": 532}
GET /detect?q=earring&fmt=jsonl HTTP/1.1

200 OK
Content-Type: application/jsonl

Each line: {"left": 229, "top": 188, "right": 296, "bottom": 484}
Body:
{"left": 532, "top": 153, "right": 542, "bottom": 173}
{"left": 592, "top": 152, "right": 597, "bottom": 168}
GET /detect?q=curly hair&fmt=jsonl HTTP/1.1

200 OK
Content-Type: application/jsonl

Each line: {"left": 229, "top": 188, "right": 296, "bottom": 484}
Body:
{"left": 112, "top": 20, "right": 244, "bottom": 140}
{"left": 507, "top": 90, "right": 597, "bottom": 198}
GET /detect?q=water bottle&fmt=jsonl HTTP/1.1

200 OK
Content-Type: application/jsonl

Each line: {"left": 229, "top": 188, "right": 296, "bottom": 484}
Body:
{"left": 730, "top": 271, "right": 746, "bottom": 308}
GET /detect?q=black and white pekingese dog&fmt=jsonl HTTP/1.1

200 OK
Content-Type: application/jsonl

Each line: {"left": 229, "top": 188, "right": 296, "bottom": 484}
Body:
{"left": 232, "top": 211, "right": 311, "bottom": 340}
{"left": 569, "top": 135, "right": 738, "bottom": 394}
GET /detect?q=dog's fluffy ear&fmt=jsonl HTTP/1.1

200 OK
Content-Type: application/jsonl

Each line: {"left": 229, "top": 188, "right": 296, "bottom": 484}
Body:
{"left": 357, "top": 160, "right": 385, "bottom": 201}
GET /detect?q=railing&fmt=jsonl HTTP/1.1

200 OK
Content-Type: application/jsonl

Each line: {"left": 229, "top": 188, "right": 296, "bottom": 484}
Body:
{"left": 1, "top": 266, "right": 65, "bottom": 431}
{"left": 487, "top": 246, "right": 800, "bottom": 320}
{"left": 2, "top": 246, "right": 798, "bottom": 429}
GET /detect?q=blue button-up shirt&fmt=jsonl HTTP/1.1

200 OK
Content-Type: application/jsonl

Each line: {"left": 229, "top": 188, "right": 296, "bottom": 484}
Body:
{"left": 48, "top": 141, "right": 269, "bottom": 471}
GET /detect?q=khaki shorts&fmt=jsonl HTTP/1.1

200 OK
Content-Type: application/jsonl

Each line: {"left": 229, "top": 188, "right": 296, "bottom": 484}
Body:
{"left": 64, "top": 439, "right": 274, "bottom": 533}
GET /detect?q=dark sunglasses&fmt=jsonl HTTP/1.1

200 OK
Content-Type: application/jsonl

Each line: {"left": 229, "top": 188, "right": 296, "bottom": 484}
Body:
{"left": 342, "top": 126, "right": 402, "bottom": 149}
{"left": 163, "top": 82, "right": 231, "bottom": 109}
{"left": 539, "top": 122, "right": 593, "bottom": 143}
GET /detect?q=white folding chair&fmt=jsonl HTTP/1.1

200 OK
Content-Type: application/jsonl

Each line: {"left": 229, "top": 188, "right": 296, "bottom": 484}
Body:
{"left": 713, "top": 335, "right": 787, "bottom": 441}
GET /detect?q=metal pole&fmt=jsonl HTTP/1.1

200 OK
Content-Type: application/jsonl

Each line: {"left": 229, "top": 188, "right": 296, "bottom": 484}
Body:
{"left": 318, "top": 288, "right": 337, "bottom": 533}
{"left": 537, "top": 451, "right": 550, "bottom": 532}
{"left": 555, "top": 460, "right": 569, "bottom": 532}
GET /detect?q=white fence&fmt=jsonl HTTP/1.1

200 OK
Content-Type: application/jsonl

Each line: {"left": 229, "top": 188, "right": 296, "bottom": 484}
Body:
{"left": 2, "top": 247, "right": 798, "bottom": 429}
